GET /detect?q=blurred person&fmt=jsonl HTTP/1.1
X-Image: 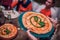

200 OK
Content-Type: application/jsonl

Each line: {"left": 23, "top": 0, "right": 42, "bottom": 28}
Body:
{"left": 32, "top": 0, "right": 57, "bottom": 25}
{"left": 27, "top": 0, "right": 57, "bottom": 40}
{"left": 32, "top": 0, "right": 57, "bottom": 29}
{"left": 51, "top": 23, "right": 60, "bottom": 40}
{"left": 40, "top": 0, "right": 55, "bottom": 17}
{"left": 11, "top": 0, "right": 32, "bottom": 12}
{"left": 39, "top": 0, "right": 57, "bottom": 28}
{"left": 51, "top": 1, "right": 60, "bottom": 40}
{"left": 1, "top": 0, "right": 12, "bottom": 9}
{"left": 32, "top": 0, "right": 47, "bottom": 12}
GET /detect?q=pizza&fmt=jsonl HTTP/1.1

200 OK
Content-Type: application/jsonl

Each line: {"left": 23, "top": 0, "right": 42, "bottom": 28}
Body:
{"left": 22, "top": 12, "right": 52, "bottom": 34}
{"left": 0, "top": 24, "right": 17, "bottom": 39}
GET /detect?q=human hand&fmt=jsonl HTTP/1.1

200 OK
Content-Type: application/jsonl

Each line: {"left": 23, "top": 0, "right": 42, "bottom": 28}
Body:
{"left": 47, "top": 17, "right": 58, "bottom": 29}
{"left": 27, "top": 30, "right": 38, "bottom": 40}
{"left": 26, "top": 30, "right": 30, "bottom": 33}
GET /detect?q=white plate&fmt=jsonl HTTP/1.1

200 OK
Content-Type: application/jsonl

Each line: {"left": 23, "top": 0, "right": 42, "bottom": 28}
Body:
{"left": 0, "top": 6, "right": 5, "bottom": 10}
{"left": 3, "top": 10, "right": 20, "bottom": 19}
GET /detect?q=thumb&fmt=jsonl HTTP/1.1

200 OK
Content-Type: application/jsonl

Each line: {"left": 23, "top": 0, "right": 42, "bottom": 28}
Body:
{"left": 26, "top": 30, "right": 30, "bottom": 33}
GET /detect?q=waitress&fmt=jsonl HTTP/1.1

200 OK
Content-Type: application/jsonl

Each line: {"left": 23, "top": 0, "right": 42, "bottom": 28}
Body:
{"left": 11, "top": 0, "right": 32, "bottom": 12}
{"left": 40, "top": 0, "right": 57, "bottom": 28}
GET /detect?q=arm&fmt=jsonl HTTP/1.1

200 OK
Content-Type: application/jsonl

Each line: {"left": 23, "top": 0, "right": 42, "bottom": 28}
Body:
{"left": 47, "top": 17, "right": 58, "bottom": 29}
{"left": 19, "top": 2, "right": 32, "bottom": 12}
{"left": 19, "top": 5, "right": 27, "bottom": 11}
{"left": 27, "top": 2, "right": 32, "bottom": 11}
{"left": 27, "top": 30, "right": 38, "bottom": 40}
{"left": 11, "top": 0, "right": 18, "bottom": 9}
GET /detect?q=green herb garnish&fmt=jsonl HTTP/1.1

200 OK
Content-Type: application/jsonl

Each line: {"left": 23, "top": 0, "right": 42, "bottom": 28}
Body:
{"left": 4, "top": 29, "right": 11, "bottom": 34}
{"left": 30, "top": 16, "right": 45, "bottom": 28}
{"left": 34, "top": 16, "right": 38, "bottom": 22}
{"left": 39, "top": 21, "right": 45, "bottom": 27}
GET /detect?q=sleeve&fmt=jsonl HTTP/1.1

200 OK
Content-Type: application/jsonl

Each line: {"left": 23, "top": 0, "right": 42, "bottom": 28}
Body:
{"left": 19, "top": 5, "right": 27, "bottom": 11}
{"left": 32, "top": 1, "right": 40, "bottom": 12}
{"left": 11, "top": 0, "right": 18, "bottom": 8}
{"left": 19, "top": 2, "right": 32, "bottom": 12}
{"left": 51, "top": 7, "right": 58, "bottom": 20}
{"left": 32, "top": 1, "right": 45, "bottom": 13}
{"left": 56, "top": 7, "right": 60, "bottom": 20}
{"left": 27, "top": 2, "right": 32, "bottom": 11}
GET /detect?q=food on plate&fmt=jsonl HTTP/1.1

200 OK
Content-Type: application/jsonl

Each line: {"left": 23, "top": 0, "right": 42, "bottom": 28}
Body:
{"left": 0, "top": 24, "right": 17, "bottom": 39}
{"left": 3, "top": 10, "right": 20, "bottom": 19}
{"left": 22, "top": 12, "right": 52, "bottom": 34}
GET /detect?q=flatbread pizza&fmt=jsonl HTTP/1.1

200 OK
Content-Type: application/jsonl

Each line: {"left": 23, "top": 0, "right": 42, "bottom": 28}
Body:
{"left": 0, "top": 24, "right": 17, "bottom": 39}
{"left": 22, "top": 12, "right": 52, "bottom": 34}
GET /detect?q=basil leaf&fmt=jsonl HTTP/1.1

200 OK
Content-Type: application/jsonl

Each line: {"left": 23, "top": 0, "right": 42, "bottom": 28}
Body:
{"left": 39, "top": 22, "right": 45, "bottom": 27}
{"left": 39, "top": 18, "right": 42, "bottom": 22}
{"left": 34, "top": 16, "right": 38, "bottom": 22}
{"left": 5, "top": 29, "right": 11, "bottom": 34}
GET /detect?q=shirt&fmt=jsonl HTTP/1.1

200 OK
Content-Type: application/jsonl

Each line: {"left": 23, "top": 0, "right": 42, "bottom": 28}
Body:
{"left": 40, "top": 8, "right": 51, "bottom": 17}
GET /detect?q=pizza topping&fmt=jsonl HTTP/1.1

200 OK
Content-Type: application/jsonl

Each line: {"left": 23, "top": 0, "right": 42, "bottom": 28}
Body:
{"left": 39, "top": 21, "right": 45, "bottom": 27}
{"left": 30, "top": 16, "right": 45, "bottom": 28}
{"left": 34, "top": 16, "right": 38, "bottom": 22}
{"left": 4, "top": 28, "right": 11, "bottom": 35}
{"left": 1, "top": 28, "right": 11, "bottom": 35}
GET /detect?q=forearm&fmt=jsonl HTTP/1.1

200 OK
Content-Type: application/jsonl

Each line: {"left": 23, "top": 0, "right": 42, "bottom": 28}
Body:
{"left": 11, "top": 0, "right": 18, "bottom": 9}
{"left": 20, "top": 5, "right": 28, "bottom": 11}
{"left": 27, "top": 3, "right": 32, "bottom": 11}
{"left": 27, "top": 32, "right": 38, "bottom": 40}
{"left": 20, "top": 8, "right": 27, "bottom": 11}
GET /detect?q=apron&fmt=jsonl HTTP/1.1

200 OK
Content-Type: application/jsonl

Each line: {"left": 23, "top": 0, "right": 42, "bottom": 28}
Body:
{"left": 40, "top": 8, "right": 51, "bottom": 17}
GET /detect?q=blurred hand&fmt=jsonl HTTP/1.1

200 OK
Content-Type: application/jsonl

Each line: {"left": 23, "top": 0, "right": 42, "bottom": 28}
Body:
{"left": 26, "top": 30, "right": 30, "bottom": 33}
{"left": 47, "top": 17, "right": 58, "bottom": 29}
{"left": 27, "top": 30, "right": 38, "bottom": 40}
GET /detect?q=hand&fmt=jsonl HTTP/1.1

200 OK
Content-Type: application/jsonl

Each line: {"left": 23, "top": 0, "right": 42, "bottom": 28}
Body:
{"left": 47, "top": 17, "right": 58, "bottom": 29}
{"left": 27, "top": 30, "right": 38, "bottom": 40}
{"left": 47, "top": 17, "right": 57, "bottom": 23}
{"left": 26, "top": 30, "right": 30, "bottom": 33}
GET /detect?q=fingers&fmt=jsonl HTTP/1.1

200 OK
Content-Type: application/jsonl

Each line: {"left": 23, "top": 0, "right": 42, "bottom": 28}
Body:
{"left": 27, "top": 27, "right": 32, "bottom": 31}
{"left": 47, "top": 16, "right": 58, "bottom": 29}
{"left": 47, "top": 16, "right": 57, "bottom": 24}
{"left": 48, "top": 17, "right": 54, "bottom": 22}
{"left": 26, "top": 28, "right": 32, "bottom": 33}
{"left": 27, "top": 30, "right": 30, "bottom": 32}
